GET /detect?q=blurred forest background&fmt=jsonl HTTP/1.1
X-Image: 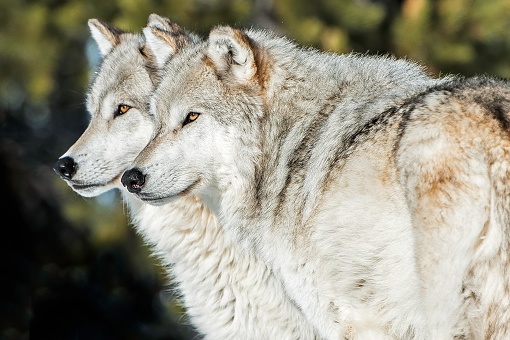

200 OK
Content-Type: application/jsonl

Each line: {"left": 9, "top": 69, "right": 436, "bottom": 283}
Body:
{"left": 2, "top": 0, "right": 510, "bottom": 339}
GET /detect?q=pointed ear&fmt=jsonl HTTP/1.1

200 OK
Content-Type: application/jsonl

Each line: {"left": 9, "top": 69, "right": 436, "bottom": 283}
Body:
{"left": 88, "top": 19, "right": 125, "bottom": 57}
{"left": 147, "top": 13, "right": 178, "bottom": 32}
{"left": 142, "top": 26, "right": 178, "bottom": 68}
{"left": 143, "top": 16, "right": 197, "bottom": 69}
{"left": 207, "top": 26, "right": 256, "bottom": 83}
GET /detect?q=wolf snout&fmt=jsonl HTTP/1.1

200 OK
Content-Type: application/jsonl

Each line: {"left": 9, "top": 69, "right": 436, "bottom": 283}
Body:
{"left": 121, "top": 168, "right": 146, "bottom": 193}
{"left": 53, "top": 156, "right": 77, "bottom": 180}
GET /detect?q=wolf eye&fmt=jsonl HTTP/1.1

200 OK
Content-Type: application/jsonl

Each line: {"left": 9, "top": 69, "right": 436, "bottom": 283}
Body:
{"left": 182, "top": 112, "right": 200, "bottom": 126}
{"left": 115, "top": 104, "right": 131, "bottom": 117}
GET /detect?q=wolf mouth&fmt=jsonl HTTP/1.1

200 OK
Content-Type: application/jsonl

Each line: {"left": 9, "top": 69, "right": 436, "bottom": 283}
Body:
{"left": 137, "top": 179, "right": 201, "bottom": 203}
{"left": 68, "top": 173, "right": 122, "bottom": 191}
{"left": 71, "top": 182, "right": 108, "bottom": 190}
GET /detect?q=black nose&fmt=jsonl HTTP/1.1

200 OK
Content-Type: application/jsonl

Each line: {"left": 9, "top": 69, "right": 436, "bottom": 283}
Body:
{"left": 121, "top": 168, "right": 145, "bottom": 193}
{"left": 53, "top": 156, "right": 77, "bottom": 179}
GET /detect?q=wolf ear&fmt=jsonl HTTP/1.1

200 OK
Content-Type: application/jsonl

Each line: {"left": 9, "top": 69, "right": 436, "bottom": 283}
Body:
{"left": 207, "top": 26, "right": 256, "bottom": 82}
{"left": 147, "top": 13, "right": 178, "bottom": 32}
{"left": 143, "top": 14, "right": 195, "bottom": 68}
{"left": 88, "top": 19, "right": 125, "bottom": 57}
{"left": 142, "top": 26, "right": 178, "bottom": 68}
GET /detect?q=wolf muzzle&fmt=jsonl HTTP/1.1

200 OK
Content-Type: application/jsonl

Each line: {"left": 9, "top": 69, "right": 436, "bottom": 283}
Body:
{"left": 121, "top": 168, "right": 145, "bottom": 193}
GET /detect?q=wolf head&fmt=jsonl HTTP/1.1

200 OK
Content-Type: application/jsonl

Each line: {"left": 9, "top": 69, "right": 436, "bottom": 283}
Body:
{"left": 53, "top": 15, "right": 199, "bottom": 197}
{"left": 121, "top": 26, "right": 266, "bottom": 206}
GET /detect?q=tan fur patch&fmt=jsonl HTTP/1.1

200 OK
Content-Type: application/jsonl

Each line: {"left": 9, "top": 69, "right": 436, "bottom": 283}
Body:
{"left": 252, "top": 41, "right": 273, "bottom": 95}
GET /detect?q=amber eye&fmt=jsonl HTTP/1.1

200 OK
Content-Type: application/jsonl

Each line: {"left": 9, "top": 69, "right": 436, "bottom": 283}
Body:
{"left": 182, "top": 112, "right": 200, "bottom": 126}
{"left": 115, "top": 104, "right": 131, "bottom": 117}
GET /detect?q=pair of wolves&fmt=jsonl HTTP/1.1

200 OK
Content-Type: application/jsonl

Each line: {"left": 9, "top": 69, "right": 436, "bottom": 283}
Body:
{"left": 54, "top": 15, "right": 317, "bottom": 340}
{"left": 54, "top": 13, "right": 510, "bottom": 339}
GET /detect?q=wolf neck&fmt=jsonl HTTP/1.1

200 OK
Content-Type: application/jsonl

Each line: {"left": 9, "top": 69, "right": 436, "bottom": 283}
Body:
{"left": 209, "top": 30, "right": 438, "bottom": 257}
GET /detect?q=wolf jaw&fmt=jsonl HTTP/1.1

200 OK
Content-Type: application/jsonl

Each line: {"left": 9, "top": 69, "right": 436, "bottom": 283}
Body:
{"left": 53, "top": 16, "right": 318, "bottom": 339}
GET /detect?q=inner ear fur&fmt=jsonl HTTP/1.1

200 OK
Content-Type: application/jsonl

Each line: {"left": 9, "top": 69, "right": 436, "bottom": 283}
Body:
{"left": 88, "top": 19, "right": 125, "bottom": 57}
{"left": 207, "top": 26, "right": 257, "bottom": 83}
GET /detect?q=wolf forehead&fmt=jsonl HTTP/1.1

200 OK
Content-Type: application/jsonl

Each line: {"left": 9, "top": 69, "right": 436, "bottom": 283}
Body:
{"left": 150, "top": 40, "right": 262, "bottom": 120}
{"left": 86, "top": 36, "right": 154, "bottom": 109}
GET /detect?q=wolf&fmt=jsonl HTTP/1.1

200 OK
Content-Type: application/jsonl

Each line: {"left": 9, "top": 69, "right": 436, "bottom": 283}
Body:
{"left": 53, "top": 16, "right": 318, "bottom": 339}
{"left": 120, "top": 26, "right": 455, "bottom": 339}
{"left": 124, "top": 25, "right": 510, "bottom": 339}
